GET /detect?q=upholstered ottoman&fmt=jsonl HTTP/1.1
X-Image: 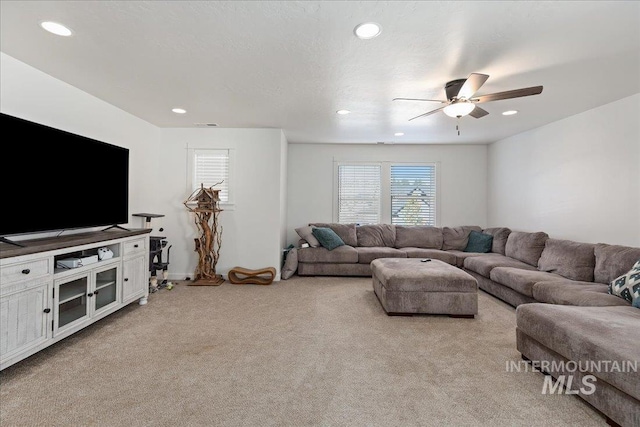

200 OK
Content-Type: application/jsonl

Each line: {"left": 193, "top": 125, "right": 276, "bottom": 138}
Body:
{"left": 371, "top": 258, "right": 478, "bottom": 317}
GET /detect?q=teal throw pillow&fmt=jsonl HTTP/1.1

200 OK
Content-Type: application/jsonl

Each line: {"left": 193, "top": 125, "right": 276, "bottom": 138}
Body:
{"left": 634, "top": 299, "right": 640, "bottom": 309}
{"left": 464, "top": 230, "right": 493, "bottom": 253}
{"left": 312, "top": 227, "right": 345, "bottom": 250}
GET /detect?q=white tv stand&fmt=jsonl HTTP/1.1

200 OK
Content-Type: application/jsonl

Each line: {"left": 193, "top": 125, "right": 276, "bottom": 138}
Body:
{"left": 0, "top": 229, "right": 151, "bottom": 370}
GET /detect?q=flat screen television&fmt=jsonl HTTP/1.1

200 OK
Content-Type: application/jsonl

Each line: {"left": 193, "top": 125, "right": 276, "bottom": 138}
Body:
{"left": 0, "top": 112, "right": 129, "bottom": 238}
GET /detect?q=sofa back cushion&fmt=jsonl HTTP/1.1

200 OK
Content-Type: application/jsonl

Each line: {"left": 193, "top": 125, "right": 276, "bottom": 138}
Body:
{"left": 482, "top": 227, "right": 512, "bottom": 255}
{"left": 504, "top": 231, "right": 549, "bottom": 267}
{"left": 394, "top": 226, "right": 443, "bottom": 249}
{"left": 594, "top": 243, "right": 640, "bottom": 284}
{"left": 537, "top": 238, "right": 595, "bottom": 281}
{"left": 309, "top": 223, "right": 357, "bottom": 247}
{"left": 442, "top": 226, "right": 482, "bottom": 251}
{"left": 356, "top": 224, "right": 396, "bottom": 247}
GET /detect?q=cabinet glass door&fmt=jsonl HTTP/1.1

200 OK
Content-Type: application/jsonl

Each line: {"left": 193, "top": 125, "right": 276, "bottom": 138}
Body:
{"left": 57, "top": 276, "right": 88, "bottom": 329}
{"left": 94, "top": 265, "right": 119, "bottom": 313}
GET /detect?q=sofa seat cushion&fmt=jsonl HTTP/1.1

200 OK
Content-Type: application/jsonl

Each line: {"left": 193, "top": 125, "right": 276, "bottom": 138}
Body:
{"left": 298, "top": 245, "right": 358, "bottom": 264}
{"left": 394, "top": 226, "right": 443, "bottom": 249}
{"left": 490, "top": 267, "right": 565, "bottom": 298}
{"left": 356, "top": 224, "right": 396, "bottom": 247}
{"left": 532, "top": 281, "right": 632, "bottom": 307}
{"left": 505, "top": 231, "right": 549, "bottom": 267}
{"left": 516, "top": 304, "right": 640, "bottom": 401}
{"left": 400, "top": 248, "right": 456, "bottom": 265}
{"left": 356, "top": 247, "right": 407, "bottom": 264}
{"left": 537, "top": 238, "right": 595, "bottom": 282}
{"left": 446, "top": 250, "right": 493, "bottom": 268}
{"left": 594, "top": 243, "right": 640, "bottom": 284}
{"left": 463, "top": 254, "right": 538, "bottom": 278}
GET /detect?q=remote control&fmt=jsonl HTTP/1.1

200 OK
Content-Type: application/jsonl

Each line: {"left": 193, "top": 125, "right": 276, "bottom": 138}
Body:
{"left": 420, "top": 258, "right": 432, "bottom": 262}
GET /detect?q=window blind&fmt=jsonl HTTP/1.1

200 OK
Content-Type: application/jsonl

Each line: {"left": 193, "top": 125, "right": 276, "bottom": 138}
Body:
{"left": 390, "top": 165, "right": 436, "bottom": 226}
{"left": 193, "top": 149, "right": 229, "bottom": 202}
{"left": 338, "top": 164, "right": 381, "bottom": 224}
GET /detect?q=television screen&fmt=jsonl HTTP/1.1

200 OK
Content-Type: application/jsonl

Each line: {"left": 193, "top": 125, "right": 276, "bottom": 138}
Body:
{"left": 0, "top": 113, "right": 129, "bottom": 237}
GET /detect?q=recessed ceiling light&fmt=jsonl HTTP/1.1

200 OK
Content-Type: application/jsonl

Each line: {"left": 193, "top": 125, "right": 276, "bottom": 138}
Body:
{"left": 172, "top": 108, "right": 187, "bottom": 114}
{"left": 394, "top": 132, "right": 404, "bottom": 136}
{"left": 336, "top": 109, "right": 351, "bottom": 115}
{"left": 40, "top": 21, "right": 73, "bottom": 37}
{"left": 354, "top": 22, "right": 382, "bottom": 39}
{"left": 502, "top": 110, "right": 518, "bottom": 116}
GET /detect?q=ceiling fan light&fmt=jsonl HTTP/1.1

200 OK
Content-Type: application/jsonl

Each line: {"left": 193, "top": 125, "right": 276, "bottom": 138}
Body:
{"left": 443, "top": 102, "right": 476, "bottom": 118}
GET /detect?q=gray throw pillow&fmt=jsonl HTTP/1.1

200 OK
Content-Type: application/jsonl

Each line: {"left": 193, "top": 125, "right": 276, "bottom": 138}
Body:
{"left": 312, "top": 227, "right": 345, "bottom": 250}
{"left": 281, "top": 248, "right": 298, "bottom": 280}
{"left": 295, "top": 225, "right": 320, "bottom": 247}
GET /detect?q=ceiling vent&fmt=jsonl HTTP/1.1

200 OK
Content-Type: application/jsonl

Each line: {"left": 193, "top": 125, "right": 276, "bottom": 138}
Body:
{"left": 194, "top": 123, "right": 218, "bottom": 127}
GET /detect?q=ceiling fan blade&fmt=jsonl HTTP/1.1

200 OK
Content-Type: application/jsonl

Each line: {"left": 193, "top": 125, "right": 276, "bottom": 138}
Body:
{"left": 457, "top": 73, "right": 489, "bottom": 99}
{"left": 393, "top": 97, "right": 446, "bottom": 103}
{"left": 408, "top": 106, "right": 445, "bottom": 121}
{"left": 469, "top": 106, "right": 489, "bottom": 118}
{"left": 472, "top": 86, "right": 543, "bottom": 103}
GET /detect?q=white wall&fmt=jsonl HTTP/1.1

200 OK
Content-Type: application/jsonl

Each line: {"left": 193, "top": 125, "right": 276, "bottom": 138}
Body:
{"left": 286, "top": 143, "right": 488, "bottom": 245}
{"left": 0, "top": 52, "right": 161, "bottom": 238}
{"left": 279, "top": 131, "right": 289, "bottom": 256}
{"left": 1, "top": 53, "right": 289, "bottom": 281}
{"left": 487, "top": 94, "right": 640, "bottom": 246}
{"left": 158, "top": 128, "right": 287, "bottom": 280}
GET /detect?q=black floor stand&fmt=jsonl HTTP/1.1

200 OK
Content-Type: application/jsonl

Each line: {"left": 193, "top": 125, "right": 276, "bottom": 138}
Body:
{"left": 149, "top": 235, "right": 172, "bottom": 292}
{"left": 0, "top": 236, "right": 25, "bottom": 247}
{"left": 102, "top": 224, "right": 130, "bottom": 231}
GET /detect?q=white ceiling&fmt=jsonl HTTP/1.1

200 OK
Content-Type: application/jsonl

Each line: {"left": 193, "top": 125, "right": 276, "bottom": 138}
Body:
{"left": 1, "top": 1, "right": 639, "bottom": 144}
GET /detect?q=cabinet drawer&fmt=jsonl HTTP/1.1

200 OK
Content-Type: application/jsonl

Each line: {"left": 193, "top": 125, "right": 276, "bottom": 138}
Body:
{"left": 0, "top": 258, "right": 51, "bottom": 286}
{"left": 123, "top": 238, "right": 146, "bottom": 256}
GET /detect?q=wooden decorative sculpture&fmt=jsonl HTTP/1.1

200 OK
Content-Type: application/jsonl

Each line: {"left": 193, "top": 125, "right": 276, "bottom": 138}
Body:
{"left": 184, "top": 183, "right": 224, "bottom": 285}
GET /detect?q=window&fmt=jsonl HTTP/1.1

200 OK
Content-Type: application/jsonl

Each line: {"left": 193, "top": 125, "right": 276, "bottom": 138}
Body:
{"left": 188, "top": 148, "right": 234, "bottom": 205}
{"left": 390, "top": 165, "right": 436, "bottom": 226}
{"left": 335, "top": 162, "right": 438, "bottom": 225}
{"left": 337, "top": 164, "right": 381, "bottom": 224}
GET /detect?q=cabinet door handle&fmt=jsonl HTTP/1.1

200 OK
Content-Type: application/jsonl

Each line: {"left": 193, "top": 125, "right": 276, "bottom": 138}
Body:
{"left": 134, "top": 244, "right": 139, "bottom": 248}
{"left": 124, "top": 278, "right": 129, "bottom": 282}
{"left": 43, "top": 308, "right": 51, "bottom": 314}
{"left": 94, "top": 290, "right": 100, "bottom": 295}
{"left": 21, "top": 269, "right": 31, "bottom": 275}
{"left": 87, "top": 293, "right": 94, "bottom": 297}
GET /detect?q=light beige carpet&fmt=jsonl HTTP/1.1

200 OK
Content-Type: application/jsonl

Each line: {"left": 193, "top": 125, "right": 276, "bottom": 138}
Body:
{"left": 0, "top": 276, "right": 605, "bottom": 426}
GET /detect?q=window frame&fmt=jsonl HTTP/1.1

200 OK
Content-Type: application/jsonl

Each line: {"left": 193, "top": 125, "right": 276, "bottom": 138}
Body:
{"left": 333, "top": 160, "right": 440, "bottom": 225}
{"left": 186, "top": 147, "right": 236, "bottom": 209}
{"left": 333, "top": 161, "right": 382, "bottom": 225}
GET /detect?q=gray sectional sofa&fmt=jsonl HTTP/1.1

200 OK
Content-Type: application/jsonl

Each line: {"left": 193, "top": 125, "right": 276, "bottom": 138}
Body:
{"left": 294, "top": 223, "right": 640, "bottom": 426}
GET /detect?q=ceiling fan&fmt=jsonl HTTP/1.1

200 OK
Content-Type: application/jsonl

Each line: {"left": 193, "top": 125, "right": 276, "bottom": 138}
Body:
{"left": 393, "top": 73, "right": 543, "bottom": 121}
